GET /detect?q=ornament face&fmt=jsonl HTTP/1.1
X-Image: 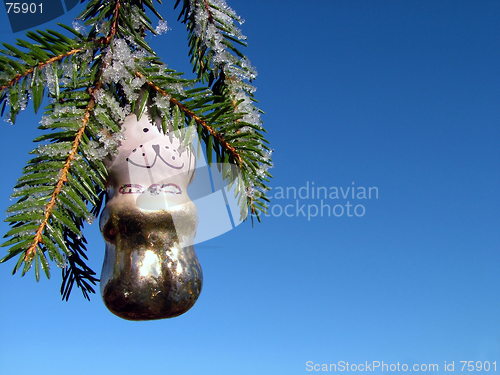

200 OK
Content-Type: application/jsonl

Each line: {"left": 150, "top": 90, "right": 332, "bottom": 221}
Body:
{"left": 99, "top": 113, "right": 201, "bottom": 320}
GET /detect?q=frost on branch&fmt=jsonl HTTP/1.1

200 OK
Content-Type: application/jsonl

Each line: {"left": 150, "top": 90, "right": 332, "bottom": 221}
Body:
{"left": 101, "top": 39, "right": 136, "bottom": 84}
{"left": 183, "top": 0, "right": 271, "bottom": 215}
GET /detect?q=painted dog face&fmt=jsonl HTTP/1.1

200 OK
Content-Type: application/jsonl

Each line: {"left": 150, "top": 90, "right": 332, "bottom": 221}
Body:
{"left": 105, "top": 113, "right": 196, "bottom": 209}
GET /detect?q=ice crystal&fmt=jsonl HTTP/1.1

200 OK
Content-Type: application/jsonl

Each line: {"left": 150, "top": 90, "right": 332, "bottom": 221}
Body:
{"left": 95, "top": 20, "right": 110, "bottom": 35}
{"left": 61, "top": 59, "right": 73, "bottom": 77}
{"left": 154, "top": 93, "right": 171, "bottom": 112}
{"left": 245, "top": 186, "right": 255, "bottom": 197}
{"left": 230, "top": 90, "right": 260, "bottom": 126}
{"left": 131, "top": 75, "right": 146, "bottom": 89}
{"left": 155, "top": 20, "right": 170, "bottom": 35}
{"left": 256, "top": 169, "right": 266, "bottom": 178}
{"left": 93, "top": 89, "right": 128, "bottom": 122}
{"left": 256, "top": 161, "right": 273, "bottom": 178}
{"left": 123, "top": 104, "right": 131, "bottom": 116}
{"left": 80, "top": 50, "right": 93, "bottom": 65}
{"left": 124, "top": 36, "right": 149, "bottom": 59}
{"left": 131, "top": 7, "right": 143, "bottom": 29}
{"left": 11, "top": 228, "right": 40, "bottom": 238}
{"left": 166, "top": 83, "right": 185, "bottom": 95}
{"left": 55, "top": 254, "right": 68, "bottom": 269}
{"left": 18, "top": 92, "right": 28, "bottom": 111}
{"left": 44, "top": 105, "right": 85, "bottom": 127}
{"left": 239, "top": 126, "right": 252, "bottom": 133}
{"left": 262, "top": 149, "right": 274, "bottom": 160}
{"left": 37, "top": 142, "right": 73, "bottom": 157}
{"left": 101, "top": 39, "right": 135, "bottom": 84}
{"left": 121, "top": 84, "right": 139, "bottom": 102}
{"left": 85, "top": 140, "right": 108, "bottom": 160}
{"left": 59, "top": 59, "right": 76, "bottom": 87}
{"left": 85, "top": 214, "right": 96, "bottom": 225}
{"left": 72, "top": 20, "right": 87, "bottom": 36}
{"left": 96, "top": 126, "right": 126, "bottom": 156}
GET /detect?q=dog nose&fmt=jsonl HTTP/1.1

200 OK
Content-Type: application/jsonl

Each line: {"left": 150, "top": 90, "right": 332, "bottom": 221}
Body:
{"left": 152, "top": 144, "right": 160, "bottom": 154}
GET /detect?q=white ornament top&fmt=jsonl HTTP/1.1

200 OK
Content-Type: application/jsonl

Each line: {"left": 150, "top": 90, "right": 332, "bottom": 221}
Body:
{"left": 104, "top": 113, "right": 196, "bottom": 211}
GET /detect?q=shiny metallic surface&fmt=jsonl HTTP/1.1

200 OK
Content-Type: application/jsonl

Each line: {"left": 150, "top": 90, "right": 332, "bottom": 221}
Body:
{"left": 99, "top": 197, "right": 202, "bottom": 321}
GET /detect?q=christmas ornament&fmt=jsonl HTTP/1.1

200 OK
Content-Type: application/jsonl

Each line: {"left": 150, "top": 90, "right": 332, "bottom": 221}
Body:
{"left": 100, "top": 111, "right": 201, "bottom": 320}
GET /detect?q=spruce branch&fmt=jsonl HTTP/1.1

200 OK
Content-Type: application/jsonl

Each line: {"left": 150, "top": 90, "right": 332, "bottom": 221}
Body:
{"left": 24, "top": 87, "right": 99, "bottom": 262}
{"left": 174, "top": 0, "right": 272, "bottom": 221}
{"left": 1, "top": 0, "right": 272, "bottom": 300}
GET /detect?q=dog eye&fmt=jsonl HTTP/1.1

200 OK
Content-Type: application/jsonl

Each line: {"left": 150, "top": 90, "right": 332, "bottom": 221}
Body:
{"left": 143, "top": 128, "right": 149, "bottom": 133}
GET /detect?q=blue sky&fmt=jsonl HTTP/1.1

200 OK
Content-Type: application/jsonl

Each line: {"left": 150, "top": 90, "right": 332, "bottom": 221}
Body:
{"left": 1, "top": 1, "right": 500, "bottom": 374}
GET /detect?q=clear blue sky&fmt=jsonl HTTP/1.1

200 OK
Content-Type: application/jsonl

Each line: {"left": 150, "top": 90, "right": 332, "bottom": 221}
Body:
{"left": 1, "top": 1, "right": 500, "bottom": 374}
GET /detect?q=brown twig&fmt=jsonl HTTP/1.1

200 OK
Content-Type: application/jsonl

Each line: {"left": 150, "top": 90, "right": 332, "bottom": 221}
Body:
{"left": 106, "top": 0, "right": 122, "bottom": 44}
{"left": 203, "top": 0, "right": 215, "bottom": 24}
{"left": 0, "top": 49, "right": 82, "bottom": 92}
